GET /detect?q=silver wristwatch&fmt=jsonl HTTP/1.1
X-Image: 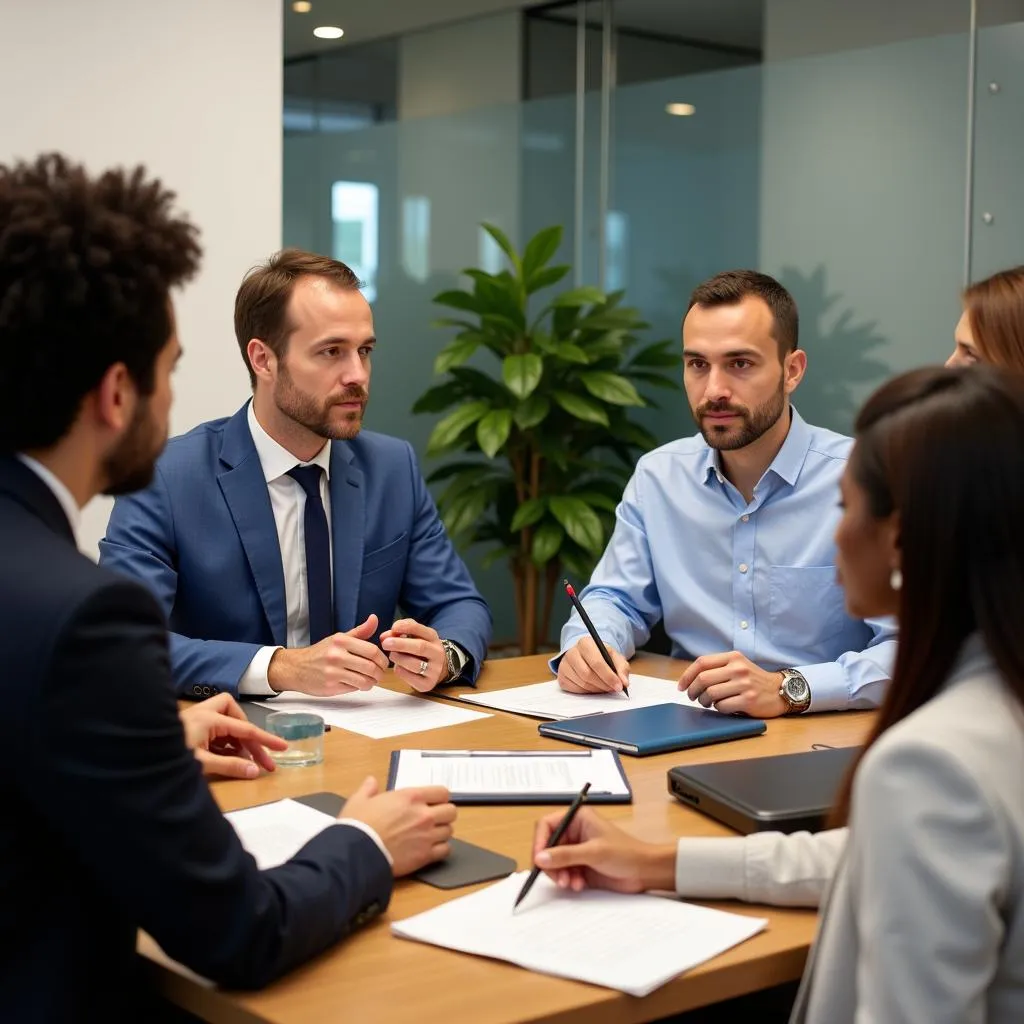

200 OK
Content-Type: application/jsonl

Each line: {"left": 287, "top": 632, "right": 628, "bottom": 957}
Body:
{"left": 440, "top": 638, "right": 469, "bottom": 682}
{"left": 778, "top": 668, "right": 811, "bottom": 714}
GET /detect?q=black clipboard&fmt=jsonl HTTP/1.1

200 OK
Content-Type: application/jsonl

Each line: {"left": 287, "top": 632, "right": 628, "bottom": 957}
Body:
{"left": 385, "top": 749, "right": 633, "bottom": 805}
{"left": 291, "top": 792, "right": 515, "bottom": 889}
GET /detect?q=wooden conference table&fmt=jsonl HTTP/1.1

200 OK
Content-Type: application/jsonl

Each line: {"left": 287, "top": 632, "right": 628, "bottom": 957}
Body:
{"left": 141, "top": 653, "right": 874, "bottom": 1024}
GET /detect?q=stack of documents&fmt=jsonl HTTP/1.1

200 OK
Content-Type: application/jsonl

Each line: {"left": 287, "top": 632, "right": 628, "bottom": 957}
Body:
{"left": 257, "top": 687, "right": 491, "bottom": 738}
{"left": 455, "top": 674, "right": 711, "bottom": 721}
{"left": 393, "top": 872, "right": 767, "bottom": 997}
{"left": 226, "top": 798, "right": 336, "bottom": 869}
{"left": 388, "top": 747, "right": 632, "bottom": 802}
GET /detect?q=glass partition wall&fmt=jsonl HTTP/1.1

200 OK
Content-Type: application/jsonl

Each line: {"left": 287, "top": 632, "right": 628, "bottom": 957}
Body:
{"left": 283, "top": 0, "right": 1023, "bottom": 643}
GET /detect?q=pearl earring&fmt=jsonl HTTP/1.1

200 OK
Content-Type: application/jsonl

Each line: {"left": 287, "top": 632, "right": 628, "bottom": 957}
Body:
{"left": 890, "top": 568, "right": 903, "bottom": 591}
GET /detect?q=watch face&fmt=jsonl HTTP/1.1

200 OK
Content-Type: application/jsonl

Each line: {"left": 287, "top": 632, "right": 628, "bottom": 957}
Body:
{"left": 784, "top": 674, "right": 810, "bottom": 702}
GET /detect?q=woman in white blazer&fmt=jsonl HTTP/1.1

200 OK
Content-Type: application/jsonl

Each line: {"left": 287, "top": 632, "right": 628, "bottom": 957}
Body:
{"left": 533, "top": 364, "right": 1024, "bottom": 1023}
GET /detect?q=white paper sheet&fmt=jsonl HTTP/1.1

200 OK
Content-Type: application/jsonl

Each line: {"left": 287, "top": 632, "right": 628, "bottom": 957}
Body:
{"left": 390, "top": 748, "right": 630, "bottom": 797}
{"left": 257, "top": 687, "right": 490, "bottom": 739}
{"left": 225, "top": 798, "right": 335, "bottom": 869}
{"left": 393, "top": 872, "right": 767, "bottom": 997}
{"left": 455, "top": 673, "right": 711, "bottom": 721}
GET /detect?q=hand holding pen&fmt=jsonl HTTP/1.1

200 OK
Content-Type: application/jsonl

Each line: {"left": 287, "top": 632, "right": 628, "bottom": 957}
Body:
{"left": 559, "top": 580, "right": 630, "bottom": 698}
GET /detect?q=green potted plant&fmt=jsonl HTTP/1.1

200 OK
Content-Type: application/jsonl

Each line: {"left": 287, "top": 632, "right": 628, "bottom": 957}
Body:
{"left": 412, "top": 223, "right": 679, "bottom": 655}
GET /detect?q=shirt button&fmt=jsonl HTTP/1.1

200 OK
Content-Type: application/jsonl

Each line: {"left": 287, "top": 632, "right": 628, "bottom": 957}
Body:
{"left": 741, "top": 514, "right": 750, "bottom": 522}
{"left": 740, "top": 620, "right": 749, "bottom": 630}
{"left": 739, "top": 563, "right": 748, "bottom": 574}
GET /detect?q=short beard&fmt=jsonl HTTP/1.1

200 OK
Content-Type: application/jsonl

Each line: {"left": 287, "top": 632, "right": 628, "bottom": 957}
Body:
{"left": 695, "top": 375, "right": 786, "bottom": 451}
{"left": 274, "top": 361, "right": 368, "bottom": 441}
{"left": 102, "top": 396, "right": 164, "bottom": 496}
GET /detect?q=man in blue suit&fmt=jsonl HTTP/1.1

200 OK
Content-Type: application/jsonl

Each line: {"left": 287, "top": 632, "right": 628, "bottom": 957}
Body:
{"left": 101, "top": 248, "right": 491, "bottom": 700}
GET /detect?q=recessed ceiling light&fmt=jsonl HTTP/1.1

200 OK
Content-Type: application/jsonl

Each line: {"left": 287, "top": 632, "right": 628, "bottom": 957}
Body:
{"left": 292, "top": 1, "right": 311, "bottom": 12}
{"left": 313, "top": 25, "right": 344, "bottom": 39}
{"left": 666, "top": 102, "right": 696, "bottom": 116}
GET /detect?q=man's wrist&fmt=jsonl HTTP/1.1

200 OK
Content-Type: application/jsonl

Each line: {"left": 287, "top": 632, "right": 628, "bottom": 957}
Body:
{"left": 266, "top": 647, "right": 294, "bottom": 694}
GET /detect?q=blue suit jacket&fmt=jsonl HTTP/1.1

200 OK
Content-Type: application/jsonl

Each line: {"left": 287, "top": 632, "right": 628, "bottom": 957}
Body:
{"left": 0, "top": 456, "right": 391, "bottom": 1020}
{"left": 100, "top": 404, "right": 492, "bottom": 697}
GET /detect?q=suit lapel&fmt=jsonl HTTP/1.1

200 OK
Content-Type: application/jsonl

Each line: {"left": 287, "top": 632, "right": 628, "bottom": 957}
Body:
{"left": 329, "top": 441, "right": 364, "bottom": 632}
{"left": 217, "top": 406, "right": 288, "bottom": 645}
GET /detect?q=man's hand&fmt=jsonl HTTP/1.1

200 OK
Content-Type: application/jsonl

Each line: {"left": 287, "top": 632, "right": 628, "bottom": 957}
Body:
{"left": 679, "top": 651, "right": 787, "bottom": 717}
{"left": 267, "top": 614, "right": 390, "bottom": 695}
{"left": 532, "top": 807, "right": 676, "bottom": 894}
{"left": 179, "top": 693, "right": 288, "bottom": 779}
{"left": 380, "top": 618, "right": 447, "bottom": 692}
{"left": 556, "top": 636, "right": 630, "bottom": 694}
{"left": 341, "top": 776, "right": 457, "bottom": 876}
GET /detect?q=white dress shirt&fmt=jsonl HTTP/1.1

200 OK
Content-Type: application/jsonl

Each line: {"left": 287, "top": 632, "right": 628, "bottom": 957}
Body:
{"left": 239, "top": 402, "right": 334, "bottom": 697}
{"left": 17, "top": 454, "right": 81, "bottom": 546}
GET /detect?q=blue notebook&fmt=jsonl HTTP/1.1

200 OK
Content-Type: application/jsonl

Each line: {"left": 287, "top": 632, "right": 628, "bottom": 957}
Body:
{"left": 538, "top": 702, "right": 766, "bottom": 757}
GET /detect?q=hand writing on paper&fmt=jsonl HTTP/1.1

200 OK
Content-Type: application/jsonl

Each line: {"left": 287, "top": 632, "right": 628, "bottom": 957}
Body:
{"left": 557, "top": 637, "right": 630, "bottom": 694}
{"left": 380, "top": 618, "right": 447, "bottom": 692}
{"left": 679, "top": 651, "right": 787, "bottom": 718}
{"left": 532, "top": 807, "right": 676, "bottom": 894}
{"left": 179, "top": 693, "right": 287, "bottom": 779}
{"left": 268, "top": 614, "right": 390, "bottom": 695}
{"left": 342, "top": 776, "right": 458, "bottom": 876}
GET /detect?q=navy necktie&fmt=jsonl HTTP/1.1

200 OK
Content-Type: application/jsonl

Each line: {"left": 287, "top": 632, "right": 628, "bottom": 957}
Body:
{"left": 287, "top": 464, "right": 333, "bottom": 644}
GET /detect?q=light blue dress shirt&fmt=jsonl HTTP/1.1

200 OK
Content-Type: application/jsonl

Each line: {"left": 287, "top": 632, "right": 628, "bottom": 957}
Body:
{"left": 555, "top": 409, "right": 896, "bottom": 712}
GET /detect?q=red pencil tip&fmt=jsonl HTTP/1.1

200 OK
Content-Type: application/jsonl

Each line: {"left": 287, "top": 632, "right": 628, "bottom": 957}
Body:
{"left": 564, "top": 582, "right": 576, "bottom": 598}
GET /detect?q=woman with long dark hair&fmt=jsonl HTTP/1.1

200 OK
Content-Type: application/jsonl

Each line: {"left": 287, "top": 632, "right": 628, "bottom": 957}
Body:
{"left": 533, "top": 365, "right": 1024, "bottom": 1020}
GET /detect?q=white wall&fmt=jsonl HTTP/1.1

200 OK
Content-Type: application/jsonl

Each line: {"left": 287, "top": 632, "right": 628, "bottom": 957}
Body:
{"left": 0, "top": 0, "right": 283, "bottom": 556}
{"left": 398, "top": 11, "right": 522, "bottom": 119}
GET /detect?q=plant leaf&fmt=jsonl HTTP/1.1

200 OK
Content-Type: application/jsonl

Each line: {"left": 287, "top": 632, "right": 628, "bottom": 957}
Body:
{"left": 630, "top": 340, "right": 681, "bottom": 367}
{"left": 481, "top": 222, "right": 521, "bottom": 273}
{"left": 618, "top": 422, "right": 660, "bottom": 450}
{"left": 450, "top": 366, "right": 510, "bottom": 402}
{"left": 522, "top": 226, "right": 563, "bottom": 279}
{"left": 552, "top": 391, "right": 610, "bottom": 426}
{"left": 549, "top": 496, "right": 605, "bottom": 554}
{"left": 571, "top": 490, "right": 620, "bottom": 512}
{"left": 510, "top": 497, "right": 547, "bottom": 532}
{"left": 481, "top": 545, "right": 518, "bottom": 570}
{"left": 552, "top": 342, "right": 590, "bottom": 364}
{"left": 476, "top": 409, "right": 513, "bottom": 458}
{"left": 426, "top": 459, "right": 492, "bottom": 484}
{"left": 426, "top": 401, "right": 489, "bottom": 456}
{"left": 525, "top": 264, "right": 571, "bottom": 295}
{"left": 444, "top": 486, "right": 494, "bottom": 540}
{"left": 551, "top": 286, "right": 606, "bottom": 308}
{"left": 513, "top": 394, "right": 551, "bottom": 430}
{"left": 580, "top": 371, "right": 645, "bottom": 407}
{"left": 412, "top": 382, "right": 461, "bottom": 414}
{"left": 433, "top": 289, "right": 481, "bottom": 313}
{"left": 503, "top": 353, "right": 544, "bottom": 399}
{"left": 531, "top": 521, "right": 565, "bottom": 565}
{"left": 434, "top": 335, "right": 480, "bottom": 375}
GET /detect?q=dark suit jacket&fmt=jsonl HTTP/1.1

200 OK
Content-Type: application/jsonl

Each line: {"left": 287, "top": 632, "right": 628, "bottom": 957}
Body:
{"left": 99, "top": 404, "right": 492, "bottom": 697}
{"left": 0, "top": 456, "right": 393, "bottom": 1022}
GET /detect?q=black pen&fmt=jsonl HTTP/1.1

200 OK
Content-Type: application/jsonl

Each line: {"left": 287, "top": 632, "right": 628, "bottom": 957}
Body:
{"left": 513, "top": 781, "right": 591, "bottom": 912}
{"left": 563, "top": 579, "right": 629, "bottom": 698}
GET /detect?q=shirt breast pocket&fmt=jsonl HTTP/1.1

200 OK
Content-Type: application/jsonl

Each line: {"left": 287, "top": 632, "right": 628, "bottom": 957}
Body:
{"left": 769, "top": 565, "right": 848, "bottom": 649}
{"left": 362, "top": 532, "right": 409, "bottom": 576}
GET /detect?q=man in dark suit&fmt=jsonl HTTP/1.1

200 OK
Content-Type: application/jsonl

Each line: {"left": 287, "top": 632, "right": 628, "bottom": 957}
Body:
{"left": 100, "top": 248, "right": 492, "bottom": 700}
{"left": 0, "top": 153, "right": 457, "bottom": 1022}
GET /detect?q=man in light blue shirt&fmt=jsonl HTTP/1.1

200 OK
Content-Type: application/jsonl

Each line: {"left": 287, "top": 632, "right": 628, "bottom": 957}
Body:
{"left": 555, "top": 270, "right": 896, "bottom": 716}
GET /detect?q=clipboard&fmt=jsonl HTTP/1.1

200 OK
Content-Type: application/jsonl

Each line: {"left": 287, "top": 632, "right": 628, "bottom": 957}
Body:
{"left": 386, "top": 749, "right": 633, "bottom": 805}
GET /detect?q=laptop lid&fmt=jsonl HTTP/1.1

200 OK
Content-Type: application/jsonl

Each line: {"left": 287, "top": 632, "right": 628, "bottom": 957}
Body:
{"left": 667, "top": 746, "right": 860, "bottom": 835}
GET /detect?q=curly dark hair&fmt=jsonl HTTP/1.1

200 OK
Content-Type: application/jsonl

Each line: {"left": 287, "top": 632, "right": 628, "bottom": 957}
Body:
{"left": 0, "top": 153, "right": 202, "bottom": 453}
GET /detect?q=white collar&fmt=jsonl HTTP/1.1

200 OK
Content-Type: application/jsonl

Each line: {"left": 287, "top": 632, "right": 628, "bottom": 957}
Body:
{"left": 16, "top": 454, "right": 81, "bottom": 541}
{"left": 247, "top": 400, "right": 332, "bottom": 483}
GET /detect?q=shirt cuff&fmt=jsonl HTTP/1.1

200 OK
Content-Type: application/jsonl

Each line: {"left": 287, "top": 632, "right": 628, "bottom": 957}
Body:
{"left": 675, "top": 837, "right": 748, "bottom": 899}
{"left": 336, "top": 818, "right": 393, "bottom": 867}
{"left": 238, "top": 646, "right": 281, "bottom": 697}
{"left": 796, "top": 660, "right": 849, "bottom": 713}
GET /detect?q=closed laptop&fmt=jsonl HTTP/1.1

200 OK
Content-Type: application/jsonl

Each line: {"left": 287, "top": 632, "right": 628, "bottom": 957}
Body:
{"left": 667, "top": 746, "right": 860, "bottom": 834}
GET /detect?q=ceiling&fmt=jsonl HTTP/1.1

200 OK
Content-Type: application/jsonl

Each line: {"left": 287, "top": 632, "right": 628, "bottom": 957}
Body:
{"left": 285, "top": 0, "right": 765, "bottom": 60}
{"left": 284, "top": 0, "right": 530, "bottom": 59}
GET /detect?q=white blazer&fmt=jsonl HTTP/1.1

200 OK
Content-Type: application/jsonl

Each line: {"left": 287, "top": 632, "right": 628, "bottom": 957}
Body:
{"left": 790, "top": 635, "right": 1024, "bottom": 1024}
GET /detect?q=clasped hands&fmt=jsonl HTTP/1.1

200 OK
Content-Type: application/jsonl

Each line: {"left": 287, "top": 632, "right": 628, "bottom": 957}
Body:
{"left": 558, "top": 637, "right": 788, "bottom": 718}
{"left": 268, "top": 613, "right": 451, "bottom": 696}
